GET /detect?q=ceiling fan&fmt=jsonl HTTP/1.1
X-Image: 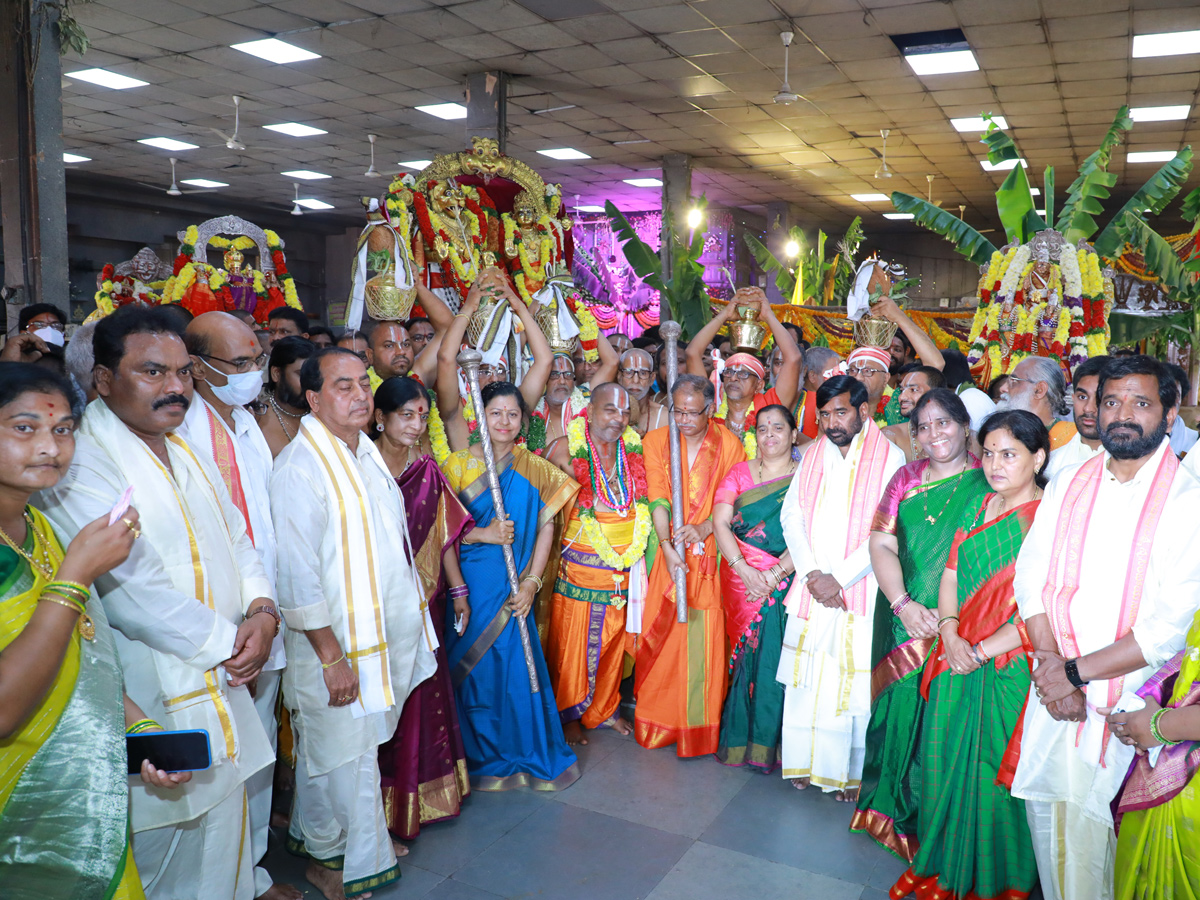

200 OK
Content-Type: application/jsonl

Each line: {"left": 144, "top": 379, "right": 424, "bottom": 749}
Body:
{"left": 364, "top": 134, "right": 381, "bottom": 178}
{"left": 959, "top": 205, "right": 997, "bottom": 233}
{"left": 290, "top": 183, "right": 303, "bottom": 216}
{"left": 773, "top": 31, "right": 799, "bottom": 106}
{"left": 211, "top": 95, "right": 246, "bottom": 150}
{"left": 135, "top": 158, "right": 217, "bottom": 195}
{"left": 926, "top": 174, "right": 943, "bottom": 207}
{"left": 875, "top": 129, "right": 893, "bottom": 179}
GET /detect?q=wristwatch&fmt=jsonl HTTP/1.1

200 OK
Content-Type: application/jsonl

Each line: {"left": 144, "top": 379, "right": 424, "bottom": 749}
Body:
{"left": 245, "top": 604, "right": 281, "bottom": 636}
{"left": 1064, "top": 657, "right": 1088, "bottom": 689}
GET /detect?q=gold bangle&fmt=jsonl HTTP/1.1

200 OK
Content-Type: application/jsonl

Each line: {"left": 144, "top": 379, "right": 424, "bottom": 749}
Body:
{"left": 454, "top": 312, "right": 470, "bottom": 319}
{"left": 321, "top": 652, "right": 346, "bottom": 670}
{"left": 522, "top": 574, "right": 543, "bottom": 590}
{"left": 40, "top": 594, "right": 83, "bottom": 616}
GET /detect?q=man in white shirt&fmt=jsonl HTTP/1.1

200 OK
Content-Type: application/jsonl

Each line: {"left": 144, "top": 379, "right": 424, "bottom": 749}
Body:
{"left": 777, "top": 375, "right": 905, "bottom": 799}
{"left": 1011, "top": 354, "right": 1200, "bottom": 900}
{"left": 1165, "top": 362, "right": 1199, "bottom": 456}
{"left": 998, "top": 356, "right": 1079, "bottom": 478}
{"left": 39, "top": 305, "right": 278, "bottom": 900}
{"left": 271, "top": 347, "right": 437, "bottom": 900}
{"left": 1045, "top": 355, "right": 1109, "bottom": 480}
{"left": 179, "top": 312, "right": 298, "bottom": 900}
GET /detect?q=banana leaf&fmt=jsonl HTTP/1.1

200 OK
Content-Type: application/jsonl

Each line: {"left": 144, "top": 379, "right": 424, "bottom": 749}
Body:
{"left": 1112, "top": 212, "right": 1198, "bottom": 302}
{"left": 744, "top": 231, "right": 796, "bottom": 298}
{"left": 996, "top": 164, "right": 1039, "bottom": 244}
{"left": 1183, "top": 187, "right": 1200, "bottom": 224}
{"left": 1094, "top": 147, "right": 1194, "bottom": 257}
{"left": 1055, "top": 106, "right": 1132, "bottom": 243}
{"left": 1110, "top": 310, "right": 1193, "bottom": 346}
{"left": 982, "top": 116, "right": 1020, "bottom": 164}
{"left": 1043, "top": 166, "right": 1055, "bottom": 230}
{"left": 606, "top": 202, "right": 666, "bottom": 293}
{"left": 890, "top": 192, "right": 998, "bottom": 266}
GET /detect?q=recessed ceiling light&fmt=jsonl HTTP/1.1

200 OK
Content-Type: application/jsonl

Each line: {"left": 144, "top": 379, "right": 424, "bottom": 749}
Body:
{"left": 624, "top": 177, "right": 663, "bottom": 187}
{"left": 231, "top": 38, "right": 320, "bottom": 64}
{"left": 181, "top": 178, "right": 228, "bottom": 188}
{"left": 1030, "top": 187, "right": 1041, "bottom": 196}
{"left": 416, "top": 103, "right": 468, "bottom": 120}
{"left": 138, "top": 137, "right": 198, "bottom": 151}
{"left": 1132, "top": 30, "right": 1200, "bottom": 59}
{"left": 905, "top": 50, "right": 978, "bottom": 76}
{"left": 264, "top": 122, "right": 327, "bottom": 137}
{"left": 883, "top": 213, "right": 915, "bottom": 220}
{"left": 951, "top": 115, "right": 1008, "bottom": 132}
{"left": 63, "top": 152, "right": 90, "bottom": 163}
{"left": 980, "top": 158, "right": 1027, "bottom": 171}
{"left": 538, "top": 148, "right": 591, "bottom": 161}
{"left": 576, "top": 205, "right": 606, "bottom": 213}
{"left": 281, "top": 170, "right": 330, "bottom": 180}
{"left": 1129, "top": 105, "right": 1191, "bottom": 122}
{"left": 1036, "top": 209, "right": 1046, "bottom": 217}
{"left": 66, "top": 68, "right": 148, "bottom": 89}
{"left": 851, "top": 192, "right": 890, "bottom": 202}
{"left": 892, "top": 29, "right": 979, "bottom": 76}
{"left": 1127, "top": 150, "right": 1178, "bottom": 163}
{"left": 398, "top": 160, "right": 432, "bottom": 170}
{"left": 296, "top": 198, "right": 334, "bottom": 210}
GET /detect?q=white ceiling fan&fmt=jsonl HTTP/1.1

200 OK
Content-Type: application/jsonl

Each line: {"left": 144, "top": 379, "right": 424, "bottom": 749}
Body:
{"left": 291, "top": 182, "right": 303, "bottom": 216}
{"left": 364, "top": 133, "right": 381, "bottom": 178}
{"left": 773, "top": 31, "right": 799, "bottom": 106}
{"left": 875, "top": 129, "right": 893, "bottom": 179}
{"left": 134, "top": 157, "right": 217, "bottom": 195}
{"left": 211, "top": 95, "right": 246, "bottom": 150}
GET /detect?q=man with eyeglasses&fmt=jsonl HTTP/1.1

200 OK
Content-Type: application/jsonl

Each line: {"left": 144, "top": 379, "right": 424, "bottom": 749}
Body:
{"left": 635, "top": 373, "right": 747, "bottom": 757}
{"left": 19, "top": 303, "right": 68, "bottom": 346}
{"left": 618, "top": 348, "right": 667, "bottom": 437}
{"left": 997, "top": 355, "right": 1078, "bottom": 478}
{"left": 179, "top": 312, "right": 297, "bottom": 900}
{"left": 846, "top": 345, "right": 896, "bottom": 428}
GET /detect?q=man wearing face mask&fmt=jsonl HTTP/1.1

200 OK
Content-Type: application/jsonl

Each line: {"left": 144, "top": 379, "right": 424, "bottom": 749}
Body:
{"left": 18, "top": 303, "right": 68, "bottom": 345}
{"left": 179, "top": 312, "right": 298, "bottom": 900}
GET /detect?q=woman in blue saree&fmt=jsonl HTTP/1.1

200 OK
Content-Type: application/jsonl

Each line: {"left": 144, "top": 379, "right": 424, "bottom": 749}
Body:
{"left": 442, "top": 381, "right": 581, "bottom": 790}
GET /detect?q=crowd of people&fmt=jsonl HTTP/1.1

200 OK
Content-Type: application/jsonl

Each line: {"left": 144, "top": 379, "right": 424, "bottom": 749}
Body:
{"left": 3, "top": 277, "right": 1200, "bottom": 900}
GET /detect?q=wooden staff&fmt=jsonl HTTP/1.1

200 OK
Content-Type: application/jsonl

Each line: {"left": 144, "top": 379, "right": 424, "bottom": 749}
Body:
{"left": 659, "top": 320, "right": 688, "bottom": 624}
{"left": 457, "top": 346, "right": 541, "bottom": 693}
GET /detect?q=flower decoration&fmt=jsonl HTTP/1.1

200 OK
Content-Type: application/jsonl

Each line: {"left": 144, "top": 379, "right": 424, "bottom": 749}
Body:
{"left": 567, "top": 417, "right": 651, "bottom": 570}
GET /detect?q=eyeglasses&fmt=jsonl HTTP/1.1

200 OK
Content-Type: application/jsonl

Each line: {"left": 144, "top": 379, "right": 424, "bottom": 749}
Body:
{"left": 721, "top": 368, "right": 758, "bottom": 382}
{"left": 25, "top": 321, "right": 65, "bottom": 333}
{"left": 199, "top": 351, "right": 267, "bottom": 374}
{"left": 619, "top": 367, "right": 653, "bottom": 378}
{"left": 848, "top": 364, "right": 886, "bottom": 378}
{"left": 1004, "top": 375, "right": 1033, "bottom": 385}
{"left": 547, "top": 370, "right": 574, "bottom": 381}
{"left": 673, "top": 407, "right": 708, "bottom": 419}
{"left": 479, "top": 365, "right": 507, "bottom": 378}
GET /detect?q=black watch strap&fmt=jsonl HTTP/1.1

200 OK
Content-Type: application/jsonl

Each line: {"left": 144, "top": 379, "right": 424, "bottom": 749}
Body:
{"left": 1064, "top": 657, "right": 1087, "bottom": 689}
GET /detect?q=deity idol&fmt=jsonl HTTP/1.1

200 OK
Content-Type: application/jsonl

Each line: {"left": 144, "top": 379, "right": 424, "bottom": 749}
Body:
{"left": 413, "top": 177, "right": 494, "bottom": 310}
{"left": 221, "top": 246, "right": 258, "bottom": 314}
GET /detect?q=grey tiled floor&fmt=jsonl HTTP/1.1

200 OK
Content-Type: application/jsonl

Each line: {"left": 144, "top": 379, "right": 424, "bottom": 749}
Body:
{"left": 261, "top": 727, "right": 908, "bottom": 899}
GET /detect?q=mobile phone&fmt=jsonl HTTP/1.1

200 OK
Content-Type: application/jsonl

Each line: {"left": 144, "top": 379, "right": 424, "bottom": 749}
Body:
{"left": 127, "top": 729, "right": 212, "bottom": 775}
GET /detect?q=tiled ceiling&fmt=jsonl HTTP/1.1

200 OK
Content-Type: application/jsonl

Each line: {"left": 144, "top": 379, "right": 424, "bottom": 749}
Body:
{"left": 61, "top": 0, "right": 1200, "bottom": 236}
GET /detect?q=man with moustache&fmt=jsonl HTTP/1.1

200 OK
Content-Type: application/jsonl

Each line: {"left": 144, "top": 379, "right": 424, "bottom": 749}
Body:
{"left": 271, "top": 348, "right": 437, "bottom": 900}
{"left": 997, "top": 355, "right": 1078, "bottom": 470}
{"left": 1044, "top": 355, "right": 1109, "bottom": 480}
{"left": 1012, "top": 354, "right": 1200, "bottom": 900}
{"left": 881, "top": 366, "right": 946, "bottom": 461}
{"left": 545, "top": 384, "right": 647, "bottom": 745}
{"left": 777, "top": 375, "right": 904, "bottom": 800}
{"left": 38, "top": 305, "right": 279, "bottom": 900}
{"left": 366, "top": 283, "right": 455, "bottom": 392}
{"left": 256, "top": 336, "right": 317, "bottom": 459}
{"left": 406, "top": 316, "right": 435, "bottom": 356}
{"left": 617, "top": 348, "right": 667, "bottom": 437}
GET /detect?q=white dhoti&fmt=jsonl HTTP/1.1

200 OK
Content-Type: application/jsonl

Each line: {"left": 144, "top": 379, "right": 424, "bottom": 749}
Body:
{"left": 247, "top": 668, "right": 281, "bottom": 897}
{"left": 1025, "top": 798, "right": 1115, "bottom": 900}
{"left": 134, "top": 786, "right": 253, "bottom": 900}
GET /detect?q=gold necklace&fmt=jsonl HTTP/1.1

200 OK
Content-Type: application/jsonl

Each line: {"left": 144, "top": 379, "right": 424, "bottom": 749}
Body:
{"left": 758, "top": 455, "right": 797, "bottom": 483}
{"left": 0, "top": 511, "right": 94, "bottom": 640}
{"left": 923, "top": 462, "right": 969, "bottom": 525}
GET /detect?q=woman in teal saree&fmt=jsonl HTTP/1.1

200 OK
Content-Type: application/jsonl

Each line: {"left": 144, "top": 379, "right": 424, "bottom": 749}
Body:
{"left": 851, "top": 389, "right": 990, "bottom": 861}
{"left": 712, "top": 404, "right": 798, "bottom": 771}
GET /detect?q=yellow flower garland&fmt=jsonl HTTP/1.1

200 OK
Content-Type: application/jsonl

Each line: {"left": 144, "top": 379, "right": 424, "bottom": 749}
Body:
{"left": 184, "top": 225, "right": 199, "bottom": 248}
{"left": 428, "top": 401, "right": 451, "bottom": 465}
{"left": 566, "top": 418, "right": 651, "bottom": 570}
{"left": 575, "top": 304, "right": 600, "bottom": 362}
{"left": 715, "top": 396, "right": 760, "bottom": 457}
{"left": 208, "top": 235, "right": 255, "bottom": 251}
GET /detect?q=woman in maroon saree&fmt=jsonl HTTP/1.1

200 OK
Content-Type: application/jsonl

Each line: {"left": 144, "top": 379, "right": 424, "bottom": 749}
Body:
{"left": 372, "top": 376, "right": 480, "bottom": 843}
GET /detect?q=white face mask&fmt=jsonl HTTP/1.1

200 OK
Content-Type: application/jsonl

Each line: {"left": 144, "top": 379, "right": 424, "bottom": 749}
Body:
{"left": 32, "top": 326, "right": 65, "bottom": 348}
{"left": 206, "top": 365, "right": 263, "bottom": 406}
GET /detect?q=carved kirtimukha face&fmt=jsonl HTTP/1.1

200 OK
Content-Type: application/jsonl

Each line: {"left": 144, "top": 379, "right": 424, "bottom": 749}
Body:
{"left": 431, "top": 180, "right": 466, "bottom": 216}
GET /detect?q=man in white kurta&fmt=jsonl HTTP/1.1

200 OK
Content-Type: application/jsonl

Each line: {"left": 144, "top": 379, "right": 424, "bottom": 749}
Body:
{"left": 777, "top": 376, "right": 904, "bottom": 795}
{"left": 179, "top": 311, "right": 295, "bottom": 900}
{"left": 1012, "top": 358, "right": 1200, "bottom": 900}
{"left": 38, "top": 306, "right": 277, "bottom": 900}
{"left": 271, "top": 348, "right": 437, "bottom": 899}
{"left": 1043, "top": 355, "right": 1107, "bottom": 481}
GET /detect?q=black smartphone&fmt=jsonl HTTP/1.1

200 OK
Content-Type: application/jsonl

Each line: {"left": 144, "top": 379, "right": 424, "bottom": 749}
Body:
{"left": 126, "top": 729, "right": 212, "bottom": 775}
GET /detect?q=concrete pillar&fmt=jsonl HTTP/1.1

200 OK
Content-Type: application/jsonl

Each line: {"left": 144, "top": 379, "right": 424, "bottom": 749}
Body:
{"left": 465, "top": 72, "right": 508, "bottom": 154}
{"left": 659, "top": 153, "right": 692, "bottom": 312}
{"left": 0, "top": 0, "right": 70, "bottom": 331}
{"left": 764, "top": 201, "right": 791, "bottom": 304}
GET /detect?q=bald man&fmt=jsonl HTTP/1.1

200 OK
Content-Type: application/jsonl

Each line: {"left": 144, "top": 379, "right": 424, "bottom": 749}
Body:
{"left": 180, "top": 312, "right": 298, "bottom": 900}
{"left": 617, "top": 348, "right": 667, "bottom": 437}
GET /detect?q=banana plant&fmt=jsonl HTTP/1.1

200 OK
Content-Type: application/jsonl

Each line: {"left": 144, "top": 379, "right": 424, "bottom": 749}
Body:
{"left": 605, "top": 198, "right": 711, "bottom": 340}
{"left": 743, "top": 217, "right": 862, "bottom": 305}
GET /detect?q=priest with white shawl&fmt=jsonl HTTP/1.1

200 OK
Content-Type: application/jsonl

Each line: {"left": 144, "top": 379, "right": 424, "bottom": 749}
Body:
{"left": 38, "top": 306, "right": 278, "bottom": 900}
{"left": 777, "top": 375, "right": 904, "bottom": 798}
{"left": 1012, "top": 355, "right": 1200, "bottom": 900}
{"left": 271, "top": 347, "right": 437, "bottom": 900}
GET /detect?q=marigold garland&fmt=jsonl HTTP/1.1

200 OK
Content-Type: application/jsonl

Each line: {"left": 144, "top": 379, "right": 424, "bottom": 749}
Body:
{"left": 427, "top": 401, "right": 451, "bottom": 465}
{"left": 567, "top": 417, "right": 651, "bottom": 571}
{"left": 208, "top": 235, "right": 255, "bottom": 252}
{"left": 715, "top": 395, "right": 760, "bottom": 457}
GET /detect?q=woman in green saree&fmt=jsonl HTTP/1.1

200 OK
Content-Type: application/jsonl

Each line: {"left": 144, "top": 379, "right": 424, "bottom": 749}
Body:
{"left": 0, "top": 363, "right": 188, "bottom": 900}
{"left": 713, "top": 404, "right": 799, "bottom": 770}
{"left": 851, "top": 388, "right": 990, "bottom": 861}
{"left": 892, "top": 409, "right": 1048, "bottom": 900}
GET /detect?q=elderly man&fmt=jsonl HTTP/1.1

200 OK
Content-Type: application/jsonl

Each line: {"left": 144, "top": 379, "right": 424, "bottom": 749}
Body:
{"left": 39, "top": 305, "right": 278, "bottom": 900}
{"left": 796, "top": 346, "right": 843, "bottom": 438}
{"left": 1012, "top": 355, "right": 1200, "bottom": 900}
{"left": 1000, "top": 355, "right": 1077, "bottom": 476}
{"left": 546, "top": 383, "right": 646, "bottom": 745}
{"left": 881, "top": 366, "right": 946, "bottom": 461}
{"left": 271, "top": 347, "right": 437, "bottom": 900}
{"left": 180, "top": 312, "right": 297, "bottom": 900}
{"left": 618, "top": 347, "right": 667, "bottom": 436}
{"left": 635, "top": 374, "right": 746, "bottom": 757}
{"left": 779, "top": 375, "right": 904, "bottom": 799}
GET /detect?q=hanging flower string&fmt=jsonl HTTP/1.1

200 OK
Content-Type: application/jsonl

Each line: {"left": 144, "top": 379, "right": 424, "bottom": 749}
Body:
{"left": 567, "top": 417, "right": 651, "bottom": 571}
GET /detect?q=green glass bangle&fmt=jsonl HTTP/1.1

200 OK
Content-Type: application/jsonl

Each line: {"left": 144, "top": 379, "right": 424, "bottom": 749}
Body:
{"left": 126, "top": 718, "right": 160, "bottom": 735}
{"left": 1150, "top": 707, "right": 1181, "bottom": 747}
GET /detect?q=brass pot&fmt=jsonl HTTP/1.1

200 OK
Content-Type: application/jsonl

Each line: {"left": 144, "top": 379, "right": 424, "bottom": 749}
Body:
{"left": 728, "top": 304, "right": 767, "bottom": 352}
{"left": 364, "top": 259, "right": 417, "bottom": 321}
{"left": 535, "top": 301, "right": 579, "bottom": 356}
{"left": 853, "top": 314, "right": 899, "bottom": 349}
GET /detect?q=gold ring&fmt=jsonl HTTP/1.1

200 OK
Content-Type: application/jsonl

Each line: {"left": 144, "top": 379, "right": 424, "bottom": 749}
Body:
{"left": 122, "top": 517, "right": 136, "bottom": 531}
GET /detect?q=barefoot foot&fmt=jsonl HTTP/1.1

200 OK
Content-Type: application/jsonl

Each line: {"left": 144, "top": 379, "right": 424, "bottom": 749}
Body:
{"left": 304, "top": 863, "right": 346, "bottom": 900}
{"left": 257, "top": 883, "right": 304, "bottom": 900}
{"left": 790, "top": 777, "right": 810, "bottom": 791}
{"left": 391, "top": 839, "right": 409, "bottom": 858}
{"left": 563, "top": 719, "right": 588, "bottom": 746}
{"left": 612, "top": 716, "right": 633, "bottom": 736}
{"left": 835, "top": 787, "right": 860, "bottom": 803}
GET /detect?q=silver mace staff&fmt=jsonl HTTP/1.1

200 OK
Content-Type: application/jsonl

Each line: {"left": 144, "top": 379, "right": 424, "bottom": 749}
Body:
{"left": 659, "top": 320, "right": 688, "bottom": 624}
{"left": 457, "top": 346, "right": 541, "bottom": 693}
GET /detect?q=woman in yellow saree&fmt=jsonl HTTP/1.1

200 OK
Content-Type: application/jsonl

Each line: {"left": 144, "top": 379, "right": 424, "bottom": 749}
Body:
{"left": 0, "top": 363, "right": 186, "bottom": 899}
